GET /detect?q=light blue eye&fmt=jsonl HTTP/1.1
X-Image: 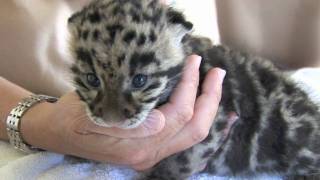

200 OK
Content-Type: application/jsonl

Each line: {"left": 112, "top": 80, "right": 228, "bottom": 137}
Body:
{"left": 86, "top": 73, "right": 100, "bottom": 87}
{"left": 132, "top": 74, "right": 148, "bottom": 88}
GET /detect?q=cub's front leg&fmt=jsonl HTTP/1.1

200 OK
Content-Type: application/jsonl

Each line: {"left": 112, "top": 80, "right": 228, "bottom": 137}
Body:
{"left": 137, "top": 111, "right": 238, "bottom": 180}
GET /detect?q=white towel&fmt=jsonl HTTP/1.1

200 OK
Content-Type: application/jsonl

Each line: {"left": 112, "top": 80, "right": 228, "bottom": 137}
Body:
{"left": 0, "top": 68, "right": 319, "bottom": 180}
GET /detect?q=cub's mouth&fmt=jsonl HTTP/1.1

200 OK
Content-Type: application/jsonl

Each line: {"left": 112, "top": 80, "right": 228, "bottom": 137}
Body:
{"left": 85, "top": 107, "right": 151, "bottom": 129}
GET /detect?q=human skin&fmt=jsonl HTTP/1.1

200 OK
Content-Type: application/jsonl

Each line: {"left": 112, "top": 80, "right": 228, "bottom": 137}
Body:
{"left": 0, "top": 55, "right": 226, "bottom": 170}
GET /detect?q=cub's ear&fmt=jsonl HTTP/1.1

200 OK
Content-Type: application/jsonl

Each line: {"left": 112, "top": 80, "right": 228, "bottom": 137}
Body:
{"left": 67, "top": 11, "right": 82, "bottom": 36}
{"left": 166, "top": 8, "right": 193, "bottom": 39}
{"left": 68, "top": 10, "right": 83, "bottom": 25}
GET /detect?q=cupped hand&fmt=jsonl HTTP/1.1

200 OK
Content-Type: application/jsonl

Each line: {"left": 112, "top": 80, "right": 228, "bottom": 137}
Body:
{"left": 22, "top": 55, "right": 226, "bottom": 170}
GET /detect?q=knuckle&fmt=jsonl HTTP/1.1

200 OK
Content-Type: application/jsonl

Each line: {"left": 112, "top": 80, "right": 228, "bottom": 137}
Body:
{"left": 181, "top": 74, "right": 199, "bottom": 89}
{"left": 213, "top": 89, "right": 222, "bottom": 102}
{"left": 210, "top": 84, "right": 222, "bottom": 102}
{"left": 192, "top": 128, "right": 210, "bottom": 143}
{"left": 187, "top": 77, "right": 199, "bottom": 89}
{"left": 133, "top": 161, "right": 154, "bottom": 171}
{"left": 126, "top": 150, "right": 147, "bottom": 165}
{"left": 176, "top": 106, "right": 194, "bottom": 124}
{"left": 132, "top": 150, "right": 160, "bottom": 170}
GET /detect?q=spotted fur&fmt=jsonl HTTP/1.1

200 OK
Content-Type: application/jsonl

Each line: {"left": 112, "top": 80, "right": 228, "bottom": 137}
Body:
{"left": 68, "top": 0, "right": 320, "bottom": 179}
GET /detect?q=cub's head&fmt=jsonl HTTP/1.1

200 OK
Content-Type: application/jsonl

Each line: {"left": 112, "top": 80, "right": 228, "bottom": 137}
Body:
{"left": 68, "top": 0, "right": 193, "bottom": 128}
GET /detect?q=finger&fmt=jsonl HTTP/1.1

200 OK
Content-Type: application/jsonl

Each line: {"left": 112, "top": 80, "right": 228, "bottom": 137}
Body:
{"left": 163, "top": 68, "right": 225, "bottom": 155}
{"left": 158, "top": 55, "right": 201, "bottom": 131}
{"left": 135, "top": 68, "right": 226, "bottom": 170}
{"left": 131, "top": 56, "right": 204, "bottom": 169}
{"left": 168, "top": 55, "right": 201, "bottom": 109}
{"left": 78, "top": 109, "right": 165, "bottom": 138}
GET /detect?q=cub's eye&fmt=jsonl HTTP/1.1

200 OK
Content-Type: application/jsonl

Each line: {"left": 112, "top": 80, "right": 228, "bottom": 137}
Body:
{"left": 132, "top": 74, "right": 148, "bottom": 88}
{"left": 86, "top": 73, "right": 100, "bottom": 87}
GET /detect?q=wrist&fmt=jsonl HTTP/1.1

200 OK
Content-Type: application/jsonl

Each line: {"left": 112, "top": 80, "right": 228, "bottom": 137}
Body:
{"left": 0, "top": 78, "right": 32, "bottom": 141}
{"left": 19, "top": 101, "right": 56, "bottom": 151}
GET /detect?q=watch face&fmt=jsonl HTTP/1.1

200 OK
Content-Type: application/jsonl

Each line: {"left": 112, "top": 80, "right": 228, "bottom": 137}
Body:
{"left": 38, "top": 95, "right": 58, "bottom": 103}
{"left": 46, "top": 97, "right": 58, "bottom": 103}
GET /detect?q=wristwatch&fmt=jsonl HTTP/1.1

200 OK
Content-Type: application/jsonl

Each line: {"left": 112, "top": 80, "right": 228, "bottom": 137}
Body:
{"left": 6, "top": 94, "right": 58, "bottom": 153}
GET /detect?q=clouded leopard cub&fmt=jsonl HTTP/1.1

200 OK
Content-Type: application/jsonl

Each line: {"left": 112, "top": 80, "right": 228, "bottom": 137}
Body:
{"left": 68, "top": 0, "right": 320, "bottom": 179}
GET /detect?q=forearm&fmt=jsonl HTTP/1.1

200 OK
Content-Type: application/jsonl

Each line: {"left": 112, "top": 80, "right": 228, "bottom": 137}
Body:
{"left": 0, "top": 77, "right": 32, "bottom": 140}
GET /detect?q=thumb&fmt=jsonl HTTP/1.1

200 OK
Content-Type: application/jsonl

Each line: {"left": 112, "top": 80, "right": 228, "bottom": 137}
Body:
{"left": 76, "top": 110, "right": 165, "bottom": 138}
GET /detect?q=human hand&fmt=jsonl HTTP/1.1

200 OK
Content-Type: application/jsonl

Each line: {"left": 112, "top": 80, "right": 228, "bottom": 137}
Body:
{"left": 20, "top": 55, "right": 226, "bottom": 170}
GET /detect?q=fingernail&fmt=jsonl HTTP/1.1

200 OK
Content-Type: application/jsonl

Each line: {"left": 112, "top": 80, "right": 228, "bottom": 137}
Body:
{"left": 193, "top": 55, "right": 202, "bottom": 69}
{"left": 217, "top": 68, "right": 226, "bottom": 84}
{"left": 143, "top": 110, "right": 165, "bottom": 134}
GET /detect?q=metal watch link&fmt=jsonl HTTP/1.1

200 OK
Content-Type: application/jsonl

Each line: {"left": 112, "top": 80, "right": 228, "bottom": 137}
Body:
{"left": 6, "top": 94, "right": 58, "bottom": 153}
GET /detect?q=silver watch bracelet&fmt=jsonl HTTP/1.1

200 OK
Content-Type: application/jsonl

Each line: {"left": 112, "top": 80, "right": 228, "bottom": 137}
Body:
{"left": 6, "top": 94, "right": 57, "bottom": 153}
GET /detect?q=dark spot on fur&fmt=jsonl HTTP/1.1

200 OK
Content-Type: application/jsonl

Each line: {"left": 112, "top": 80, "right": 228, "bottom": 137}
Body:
{"left": 179, "top": 167, "right": 191, "bottom": 174}
{"left": 202, "top": 149, "right": 215, "bottom": 159}
{"left": 112, "top": 5, "right": 125, "bottom": 16}
{"left": 152, "top": 9, "right": 163, "bottom": 24}
{"left": 142, "top": 97, "right": 158, "bottom": 103}
{"left": 88, "top": 103, "right": 95, "bottom": 113}
{"left": 76, "top": 48, "right": 92, "bottom": 65}
{"left": 123, "top": 108, "right": 134, "bottom": 118}
{"left": 149, "top": 30, "right": 157, "bottom": 42}
{"left": 176, "top": 153, "right": 189, "bottom": 165}
{"left": 152, "top": 64, "right": 183, "bottom": 78}
{"left": 283, "top": 83, "right": 296, "bottom": 95}
{"left": 117, "top": 54, "right": 126, "bottom": 67}
{"left": 252, "top": 61, "right": 280, "bottom": 96}
{"left": 257, "top": 102, "right": 289, "bottom": 170}
{"left": 130, "top": 52, "right": 156, "bottom": 73}
{"left": 106, "top": 24, "right": 124, "bottom": 43}
{"left": 102, "top": 63, "right": 108, "bottom": 70}
{"left": 201, "top": 133, "right": 213, "bottom": 144}
{"left": 76, "top": 90, "right": 86, "bottom": 101}
{"left": 206, "top": 162, "right": 217, "bottom": 174}
{"left": 129, "top": 9, "right": 141, "bottom": 23}
{"left": 310, "top": 134, "right": 320, "bottom": 154}
{"left": 81, "top": 30, "right": 89, "bottom": 40}
{"left": 88, "top": 11, "right": 101, "bottom": 23}
{"left": 148, "top": 0, "right": 158, "bottom": 9}
{"left": 91, "top": 49, "right": 97, "bottom": 57}
{"left": 291, "top": 99, "right": 318, "bottom": 117}
{"left": 74, "top": 77, "right": 89, "bottom": 90}
{"left": 166, "top": 8, "right": 193, "bottom": 30}
{"left": 123, "top": 92, "right": 133, "bottom": 103}
{"left": 215, "top": 121, "right": 228, "bottom": 132}
{"left": 70, "top": 65, "right": 81, "bottom": 74}
{"left": 134, "top": 106, "right": 142, "bottom": 115}
{"left": 123, "top": 30, "right": 137, "bottom": 44}
{"left": 97, "top": 107, "right": 103, "bottom": 117}
{"left": 137, "top": 33, "right": 147, "bottom": 46}
{"left": 131, "top": 0, "right": 142, "bottom": 9}
{"left": 118, "top": 54, "right": 125, "bottom": 67}
{"left": 143, "top": 82, "right": 161, "bottom": 93}
{"left": 109, "top": 73, "right": 114, "bottom": 78}
{"left": 295, "top": 121, "right": 313, "bottom": 144}
{"left": 222, "top": 57, "right": 261, "bottom": 174}
{"left": 117, "top": 0, "right": 129, "bottom": 4}
{"left": 93, "top": 29, "right": 101, "bottom": 40}
{"left": 143, "top": 9, "right": 162, "bottom": 25}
